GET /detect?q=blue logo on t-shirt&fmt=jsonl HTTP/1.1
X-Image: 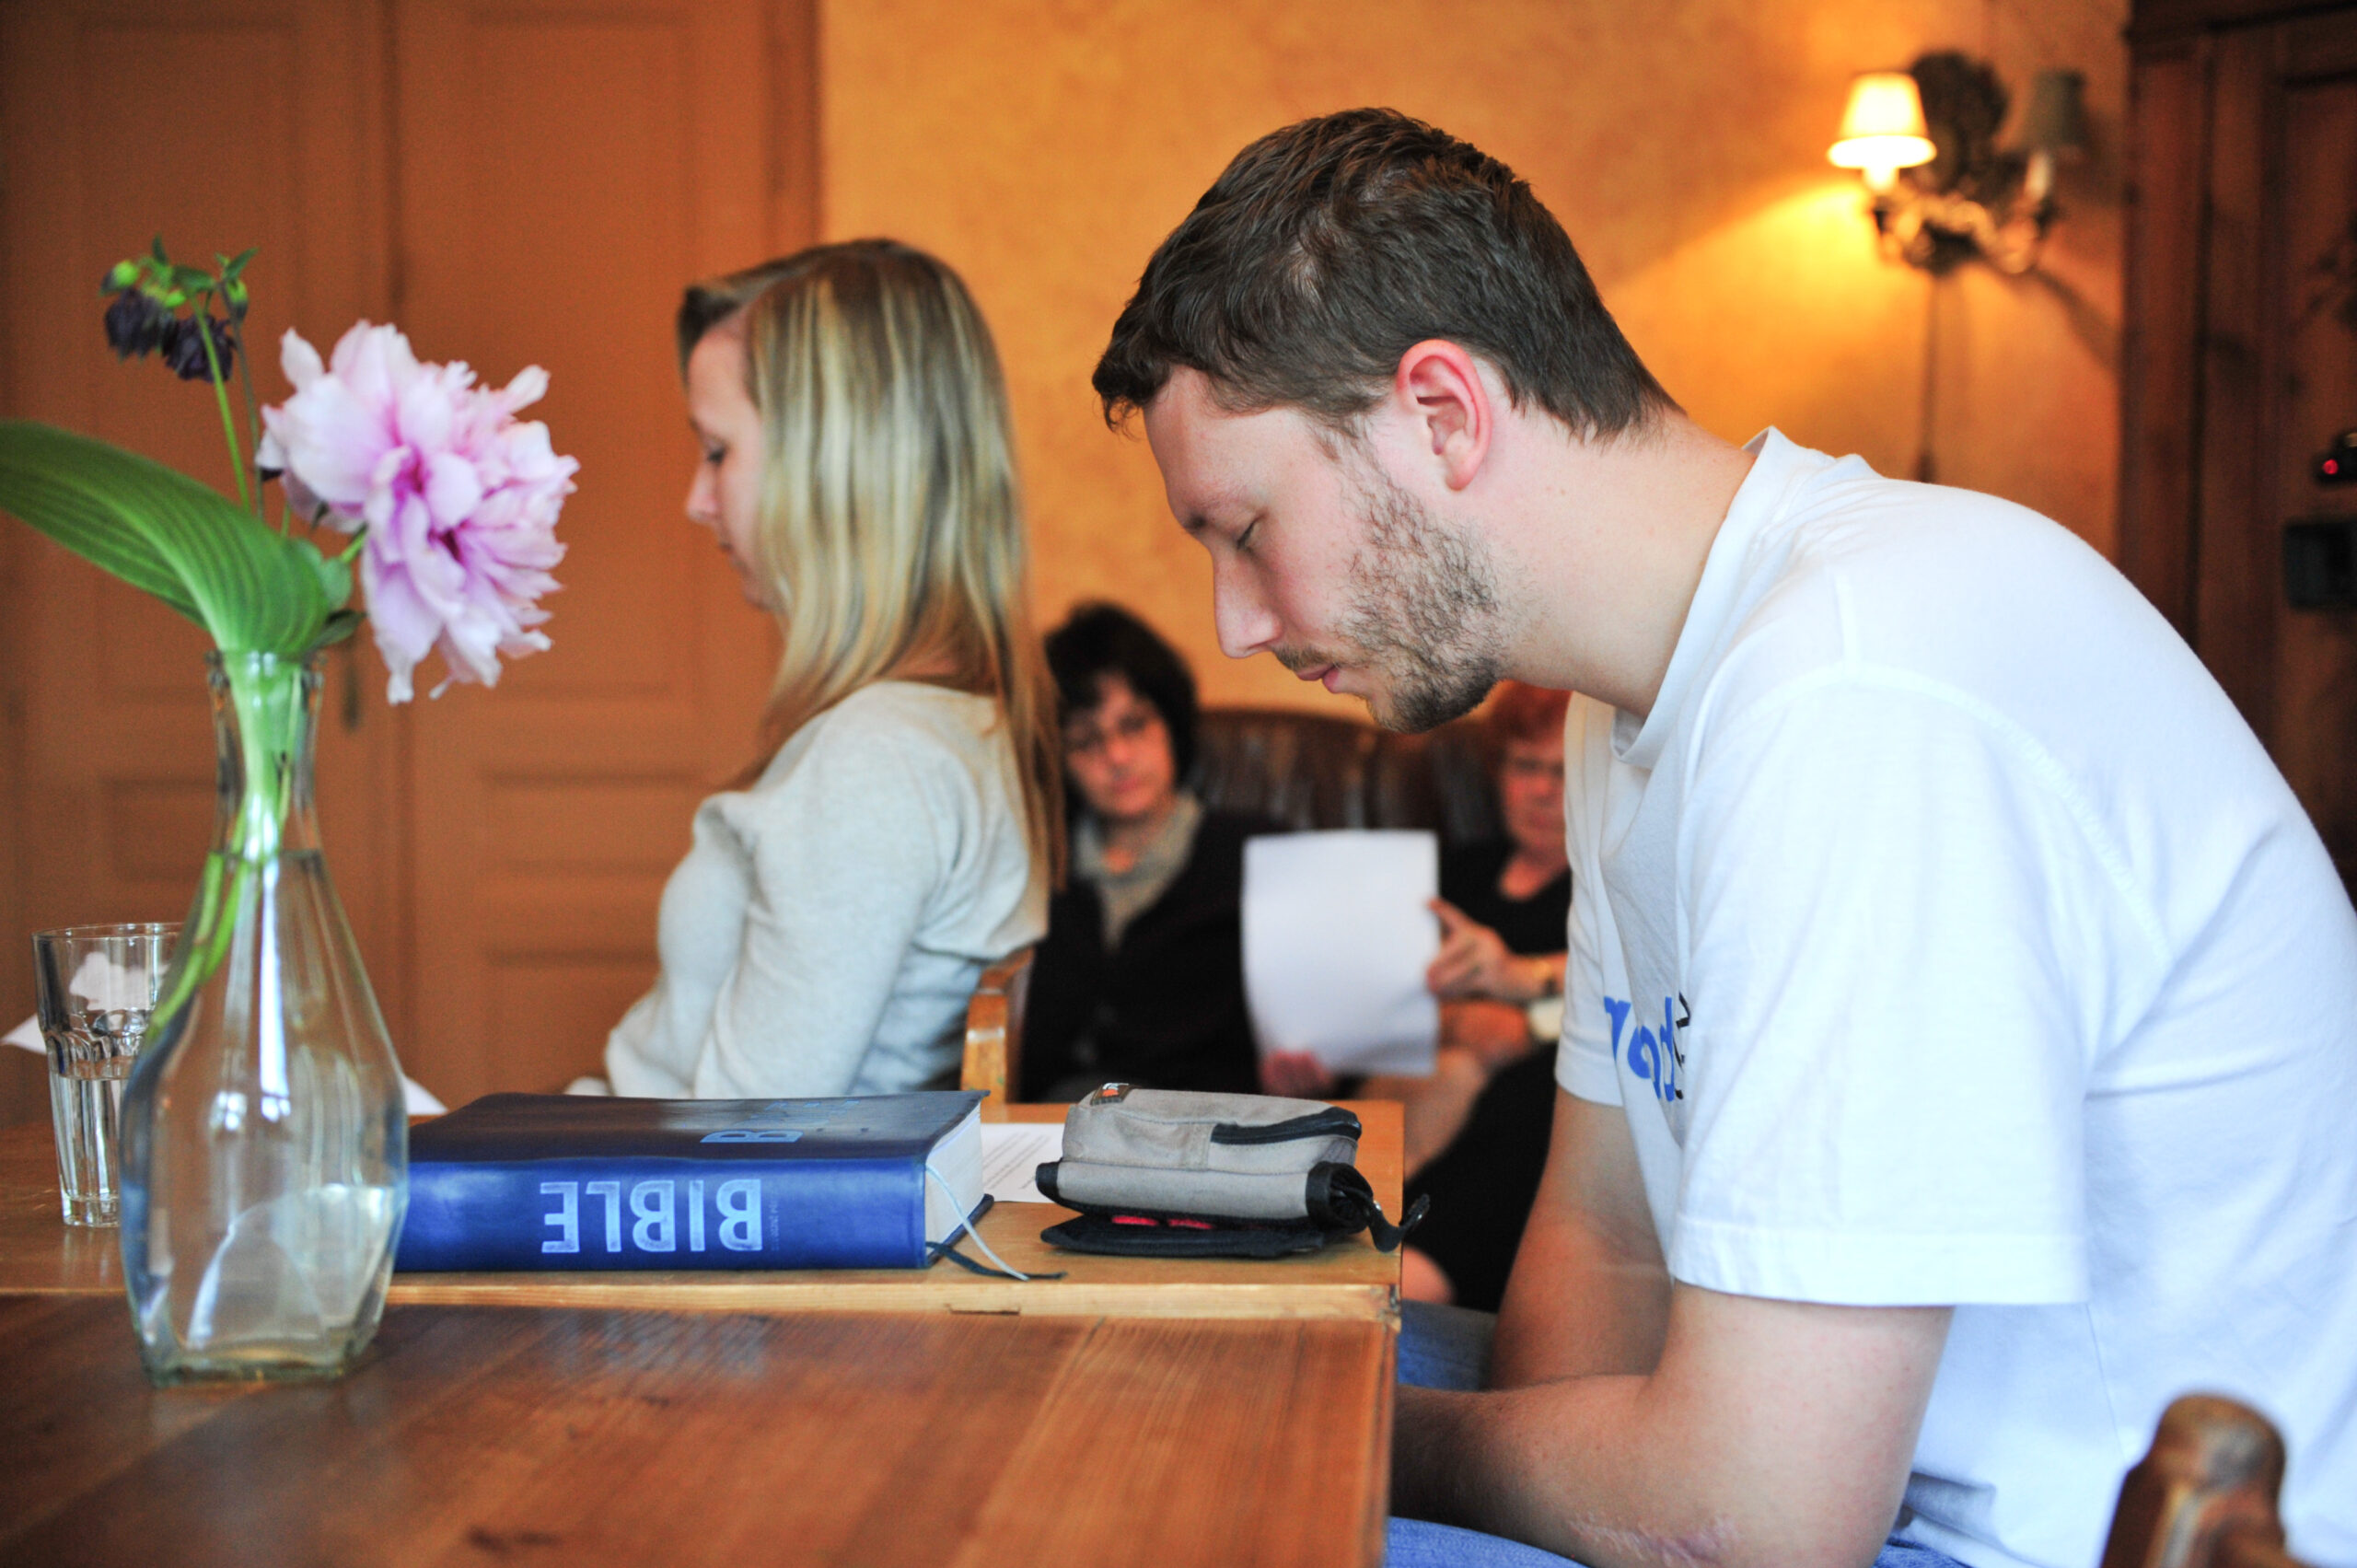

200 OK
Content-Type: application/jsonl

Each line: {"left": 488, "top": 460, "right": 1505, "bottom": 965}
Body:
{"left": 1606, "top": 993, "right": 1688, "bottom": 1105}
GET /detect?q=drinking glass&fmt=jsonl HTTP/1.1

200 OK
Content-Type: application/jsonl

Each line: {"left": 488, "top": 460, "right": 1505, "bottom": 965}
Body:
{"left": 33, "top": 923, "right": 178, "bottom": 1225}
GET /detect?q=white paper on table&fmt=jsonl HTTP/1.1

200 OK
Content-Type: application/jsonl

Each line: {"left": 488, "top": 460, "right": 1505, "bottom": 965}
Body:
{"left": 7, "top": 1010, "right": 448, "bottom": 1114}
{"left": 68, "top": 952, "right": 159, "bottom": 1012}
{"left": 978, "top": 1121, "right": 1062, "bottom": 1203}
{"left": 1242, "top": 830, "right": 1439, "bottom": 1075}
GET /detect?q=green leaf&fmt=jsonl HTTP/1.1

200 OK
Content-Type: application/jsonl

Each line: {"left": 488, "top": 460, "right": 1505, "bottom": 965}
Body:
{"left": 0, "top": 421, "right": 346, "bottom": 653}
{"left": 314, "top": 608, "right": 364, "bottom": 649}
{"left": 308, "top": 533, "right": 353, "bottom": 607}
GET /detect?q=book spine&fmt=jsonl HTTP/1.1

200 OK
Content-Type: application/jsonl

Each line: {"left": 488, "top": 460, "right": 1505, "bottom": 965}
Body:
{"left": 393, "top": 1156, "right": 927, "bottom": 1272}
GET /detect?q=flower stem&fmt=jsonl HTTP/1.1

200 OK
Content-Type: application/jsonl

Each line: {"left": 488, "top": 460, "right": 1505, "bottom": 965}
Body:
{"left": 226, "top": 314, "right": 269, "bottom": 529}
{"left": 149, "top": 655, "right": 302, "bottom": 1028}
{"left": 223, "top": 656, "right": 299, "bottom": 865}
{"left": 195, "top": 295, "right": 254, "bottom": 517}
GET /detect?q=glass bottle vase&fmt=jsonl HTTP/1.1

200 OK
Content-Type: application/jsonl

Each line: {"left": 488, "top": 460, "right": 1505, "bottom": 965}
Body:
{"left": 119, "top": 650, "right": 408, "bottom": 1384}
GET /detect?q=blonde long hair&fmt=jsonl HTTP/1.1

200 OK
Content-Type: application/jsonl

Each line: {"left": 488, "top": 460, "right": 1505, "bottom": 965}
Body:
{"left": 679, "top": 240, "right": 1062, "bottom": 883}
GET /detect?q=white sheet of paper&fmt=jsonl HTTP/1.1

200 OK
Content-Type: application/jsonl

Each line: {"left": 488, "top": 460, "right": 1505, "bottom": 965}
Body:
{"left": 6, "top": 1011, "right": 449, "bottom": 1114}
{"left": 979, "top": 1121, "right": 1062, "bottom": 1204}
{"left": 68, "top": 951, "right": 157, "bottom": 1012}
{"left": 1242, "top": 830, "right": 1439, "bottom": 1074}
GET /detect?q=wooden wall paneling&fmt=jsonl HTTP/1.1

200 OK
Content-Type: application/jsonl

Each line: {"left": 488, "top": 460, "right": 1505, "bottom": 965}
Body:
{"left": 0, "top": 110, "right": 27, "bottom": 1119}
{"left": 2125, "top": 0, "right": 2357, "bottom": 889}
{"left": 2118, "top": 40, "right": 2211, "bottom": 634}
{"left": 770, "top": 0, "right": 822, "bottom": 256}
{"left": 0, "top": 528, "right": 32, "bottom": 1123}
{"left": 392, "top": 0, "right": 787, "bottom": 1102}
{"left": 2264, "top": 20, "right": 2357, "bottom": 873}
{"left": 2130, "top": 0, "right": 2357, "bottom": 41}
{"left": 0, "top": 2, "right": 401, "bottom": 1063}
{"left": 2193, "top": 25, "right": 2281, "bottom": 734}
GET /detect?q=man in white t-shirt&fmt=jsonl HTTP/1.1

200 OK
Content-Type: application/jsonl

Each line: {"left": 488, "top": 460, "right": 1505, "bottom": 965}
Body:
{"left": 1093, "top": 109, "right": 2357, "bottom": 1568}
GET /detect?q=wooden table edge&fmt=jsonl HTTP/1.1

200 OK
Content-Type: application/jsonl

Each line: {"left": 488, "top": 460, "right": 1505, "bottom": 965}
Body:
{"left": 381, "top": 1276, "right": 1402, "bottom": 1320}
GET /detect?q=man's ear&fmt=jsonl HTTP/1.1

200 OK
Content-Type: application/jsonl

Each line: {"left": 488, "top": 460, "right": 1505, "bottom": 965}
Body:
{"left": 1395, "top": 340, "right": 1492, "bottom": 493}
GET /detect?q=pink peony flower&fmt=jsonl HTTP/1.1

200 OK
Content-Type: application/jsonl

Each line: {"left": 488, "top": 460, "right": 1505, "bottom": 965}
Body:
{"left": 257, "top": 321, "right": 575, "bottom": 703}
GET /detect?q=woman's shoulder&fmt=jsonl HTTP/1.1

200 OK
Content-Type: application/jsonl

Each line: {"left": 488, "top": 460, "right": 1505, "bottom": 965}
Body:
{"left": 825, "top": 679, "right": 1001, "bottom": 739}
{"left": 1198, "top": 806, "right": 1289, "bottom": 844}
{"left": 1176, "top": 807, "right": 1286, "bottom": 885}
{"left": 774, "top": 681, "right": 1002, "bottom": 773}
{"left": 1438, "top": 838, "right": 1515, "bottom": 900}
{"left": 730, "top": 682, "right": 1007, "bottom": 823}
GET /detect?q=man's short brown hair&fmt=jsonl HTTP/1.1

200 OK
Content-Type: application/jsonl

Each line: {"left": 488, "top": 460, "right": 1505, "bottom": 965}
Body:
{"left": 1094, "top": 108, "right": 1676, "bottom": 436}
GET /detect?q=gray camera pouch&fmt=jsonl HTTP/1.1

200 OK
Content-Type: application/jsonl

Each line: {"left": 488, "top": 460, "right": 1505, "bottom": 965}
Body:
{"left": 1035, "top": 1085, "right": 1427, "bottom": 1258}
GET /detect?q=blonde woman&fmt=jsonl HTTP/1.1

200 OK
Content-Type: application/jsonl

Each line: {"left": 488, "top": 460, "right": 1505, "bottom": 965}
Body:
{"left": 603, "top": 240, "right": 1059, "bottom": 1099}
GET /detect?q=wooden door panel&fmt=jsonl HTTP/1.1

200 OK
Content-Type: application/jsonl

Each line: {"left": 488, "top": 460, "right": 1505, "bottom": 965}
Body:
{"left": 2119, "top": 42, "right": 2207, "bottom": 634}
{"left": 1, "top": 0, "right": 808, "bottom": 1108}
{"left": 0, "top": 1, "right": 402, "bottom": 1047}
{"left": 2127, "top": 4, "right": 2357, "bottom": 889}
{"left": 2270, "top": 59, "right": 2357, "bottom": 873}
{"left": 393, "top": 0, "right": 780, "bottom": 1102}
{"left": 2194, "top": 26, "right": 2280, "bottom": 734}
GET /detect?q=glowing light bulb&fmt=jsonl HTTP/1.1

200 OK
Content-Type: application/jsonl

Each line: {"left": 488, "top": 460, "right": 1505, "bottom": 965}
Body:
{"left": 1830, "top": 72, "right": 1935, "bottom": 186}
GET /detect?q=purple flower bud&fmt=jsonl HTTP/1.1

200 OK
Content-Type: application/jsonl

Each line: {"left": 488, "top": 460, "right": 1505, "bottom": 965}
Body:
{"left": 102, "top": 289, "right": 169, "bottom": 359}
{"left": 159, "top": 315, "right": 235, "bottom": 381}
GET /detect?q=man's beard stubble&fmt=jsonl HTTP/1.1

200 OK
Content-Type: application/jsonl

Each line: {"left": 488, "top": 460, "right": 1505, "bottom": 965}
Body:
{"left": 1323, "top": 463, "right": 1507, "bottom": 733}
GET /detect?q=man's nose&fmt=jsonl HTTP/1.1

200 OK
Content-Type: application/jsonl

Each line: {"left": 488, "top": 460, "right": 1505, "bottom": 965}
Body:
{"left": 1213, "top": 563, "right": 1281, "bottom": 660}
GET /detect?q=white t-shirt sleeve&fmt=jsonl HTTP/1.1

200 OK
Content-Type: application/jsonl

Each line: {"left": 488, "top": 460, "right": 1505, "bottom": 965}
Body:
{"left": 1667, "top": 670, "right": 2153, "bottom": 1307}
{"left": 687, "top": 719, "right": 947, "bottom": 1099}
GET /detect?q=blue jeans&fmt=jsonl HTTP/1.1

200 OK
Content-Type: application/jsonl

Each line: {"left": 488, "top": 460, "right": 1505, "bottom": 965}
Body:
{"left": 1387, "top": 1303, "right": 1968, "bottom": 1568}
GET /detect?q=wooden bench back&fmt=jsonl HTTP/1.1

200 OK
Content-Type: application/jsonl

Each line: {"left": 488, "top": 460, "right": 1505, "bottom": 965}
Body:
{"left": 2104, "top": 1395, "right": 2313, "bottom": 1568}
{"left": 958, "top": 947, "right": 1033, "bottom": 1121}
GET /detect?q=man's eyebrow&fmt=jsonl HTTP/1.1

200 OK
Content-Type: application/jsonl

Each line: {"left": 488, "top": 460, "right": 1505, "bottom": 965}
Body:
{"left": 1178, "top": 511, "right": 1210, "bottom": 536}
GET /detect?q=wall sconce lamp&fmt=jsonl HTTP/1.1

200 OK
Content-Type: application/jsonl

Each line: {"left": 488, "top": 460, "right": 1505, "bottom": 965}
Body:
{"left": 1829, "top": 71, "right": 1936, "bottom": 193}
{"left": 1830, "top": 52, "right": 2087, "bottom": 274}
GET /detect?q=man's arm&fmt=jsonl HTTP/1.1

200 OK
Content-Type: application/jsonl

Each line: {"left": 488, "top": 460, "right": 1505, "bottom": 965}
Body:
{"left": 1491, "top": 1090, "right": 1673, "bottom": 1386}
{"left": 1396, "top": 1090, "right": 1952, "bottom": 1568}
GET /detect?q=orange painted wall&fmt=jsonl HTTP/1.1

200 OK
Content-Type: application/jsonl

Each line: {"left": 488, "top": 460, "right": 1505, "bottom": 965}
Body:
{"left": 824, "top": 0, "right": 2127, "bottom": 712}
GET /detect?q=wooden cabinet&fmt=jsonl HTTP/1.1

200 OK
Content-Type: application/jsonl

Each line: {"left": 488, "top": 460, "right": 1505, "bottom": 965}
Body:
{"left": 0, "top": 0, "right": 817, "bottom": 1106}
{"left": 2121, "top": 0, "right": 2357, "bottom": 878}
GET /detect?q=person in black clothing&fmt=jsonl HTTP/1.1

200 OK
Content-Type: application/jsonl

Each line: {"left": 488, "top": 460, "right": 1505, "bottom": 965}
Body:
{"left": 1022, "top": 604, "right": 1283, "bottom": 1100}
{"left": 1404, "top": 681, "right": 1573, "bottom": 1312}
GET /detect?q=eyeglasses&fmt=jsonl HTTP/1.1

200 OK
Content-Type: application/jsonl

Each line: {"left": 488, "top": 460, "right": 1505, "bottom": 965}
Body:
{"left": 1064, "top": 706, "right": 1163, "bottom": 761}
{"left": 1500, "top": 754, "right": 1564, "bottom": 787}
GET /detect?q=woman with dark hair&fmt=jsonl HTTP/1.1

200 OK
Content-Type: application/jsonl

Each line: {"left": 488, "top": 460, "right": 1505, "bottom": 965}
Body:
{"left": 1021, "top": 603, "right": 1282, "bottom": 1100}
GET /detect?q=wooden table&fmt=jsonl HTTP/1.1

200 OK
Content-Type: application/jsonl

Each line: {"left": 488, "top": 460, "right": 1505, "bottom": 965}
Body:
{"left": 0, "top": 1295, "right": 1391, "bottom": 1567}
{"left": 0, "top": 1106, "right": 1404, "bottom": 1564}
{"left": 0, "top": 1105, "right": 1405, "bottom": 1321}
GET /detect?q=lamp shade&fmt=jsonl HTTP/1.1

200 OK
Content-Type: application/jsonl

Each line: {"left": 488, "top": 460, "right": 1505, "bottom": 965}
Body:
{"left": 1829, "top": 70, "right": 1935, "bottom": 174}
{"left": 2019, "top": 68, "right": 2088, "bottom": 156}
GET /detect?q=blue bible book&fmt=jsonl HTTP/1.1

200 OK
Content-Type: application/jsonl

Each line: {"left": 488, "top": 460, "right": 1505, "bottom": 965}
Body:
{"left": 394, "top": 1091, "right": 986, "bottom": 1272}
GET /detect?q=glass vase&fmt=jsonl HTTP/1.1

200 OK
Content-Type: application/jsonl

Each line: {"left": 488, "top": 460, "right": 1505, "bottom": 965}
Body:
{"left": 119, "top": 650, "right": 408, "bottom": 1384}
